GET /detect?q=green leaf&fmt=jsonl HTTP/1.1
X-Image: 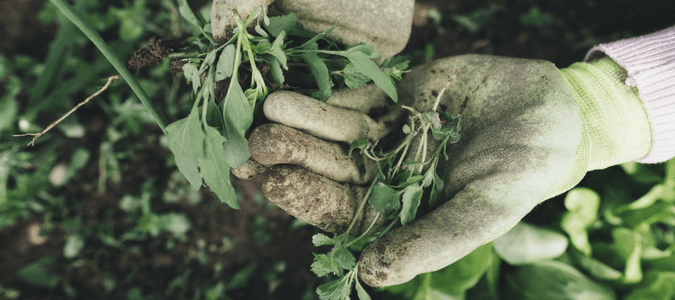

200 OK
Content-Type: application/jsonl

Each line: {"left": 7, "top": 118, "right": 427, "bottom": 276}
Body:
{"left": 204, "top": 99, "right": 225, "bottom": 132}
{"left": 199, "top": 48, "right": 218, "bottom": 74}
{"left": 510, "top": 261, "right": 615, "bottom": 300}
{"left": 269, "top": 31, "right": 288, "bottom": 70}
{"left": 215, "top": 44, "right": 236, "bottom": 82}
{"left": 332, "top": 247, "right": 357, "bottom": 271}
{"left": 265, "top": 13, "right": 299, "bottom": 37}
{"left": 492, "top": 222, "right": 568, "bottom": 265}
{"left": 177, "top": 0, "right": 202, "bottom": 28}
{"left": 313, "top": 233, "right": 337, "bottom": 247}
{"left": 223, "top": 78, "right": 253, "bottom": 137}
{"left": 298, "top": 22, "right": 339, "bottom": 49}
{"left": 312, "top": 254, "right": 343, "bottom": 277}
{"left": 17, "top": 257, "right": 59, "bottom": 289}
{"left": 343, "top": 62, "right": 371, "bottom": 89}
{"left": 345, "top": 43, "right": 378, "bottom": 58}
{"left": 344, "top": 51, "right": 398, "bottom": 103}
{"left": 316, "top": 274, "right": 352, "bottom": 300}
{"left": 431, "top": 243, "right": 493, "bottom": 295}
{"left": 400, "top": 184, "right": 423, "bottom": 225}
{"left": 0, "top": 93, "right": 17, "bottom": 133}
{"left": 348, "top": 138, "right": 369, "bottom": 156}
{"left": 165, "top": 106, "right": 205, "bottom": 190}
{"left": 561, "top": 188, "right": 599, "bottom": 255}
{"left": 368, "top": 182, "right": 401, "bottom": 217}
{"left": 354, "top": 279, "right": 372, "bottom": 300}
{"left": 572, "top": 251, "right": 623, "bottom": 281}
{"left": 182, "top": 62, "right": 201, "bottom": 93}
{"left": 264, "top": 55, "right": 285, "bottom": 85}
{"left": 198, "top": 125, "right": 239, "bottom": 208}
{"left": 301, "top": 52, "right": 332, "bottom": 101}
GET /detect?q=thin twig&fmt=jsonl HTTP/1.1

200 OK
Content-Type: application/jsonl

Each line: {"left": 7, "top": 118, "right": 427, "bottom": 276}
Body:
{"left": 14, "top": 75, "right": 121, "bottom": 146}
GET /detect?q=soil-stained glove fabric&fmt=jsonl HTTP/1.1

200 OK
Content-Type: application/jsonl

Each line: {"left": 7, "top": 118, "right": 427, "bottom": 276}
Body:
{"left": 211, "top": 0, "right": 414, "bottom": 59}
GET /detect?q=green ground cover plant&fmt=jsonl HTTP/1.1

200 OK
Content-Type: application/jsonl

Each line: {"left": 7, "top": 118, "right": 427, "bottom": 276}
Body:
{"left": 2, "top": 0, "right": 674, "bottom": 299}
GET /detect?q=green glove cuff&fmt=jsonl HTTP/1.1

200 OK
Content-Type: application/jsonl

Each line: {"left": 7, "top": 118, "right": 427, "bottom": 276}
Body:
{"left": 547, "top": 57, "right": 652, "bottom": 198}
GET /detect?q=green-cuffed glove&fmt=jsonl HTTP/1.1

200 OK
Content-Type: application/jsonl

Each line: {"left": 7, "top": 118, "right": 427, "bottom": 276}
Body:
{"left": 245, "top": 54, "right": 653, "bottom": 287}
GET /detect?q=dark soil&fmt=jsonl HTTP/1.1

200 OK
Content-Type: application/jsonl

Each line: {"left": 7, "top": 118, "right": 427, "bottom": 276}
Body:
{"left": 1, "top": 0, "right": 673, "bottom": 299}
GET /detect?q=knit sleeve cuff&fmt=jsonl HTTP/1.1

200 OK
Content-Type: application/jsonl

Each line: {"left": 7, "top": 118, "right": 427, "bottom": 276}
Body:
{"left": 585, "top": 26, "right": 675, "bottom": 163}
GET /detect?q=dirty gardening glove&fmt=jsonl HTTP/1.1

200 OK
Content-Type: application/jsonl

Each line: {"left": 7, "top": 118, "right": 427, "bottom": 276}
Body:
{"left": 211, "top": 0, "right": 414, "bottom": 58}
{"left": 246, "top": 53, "right": 652, "bottom": 287}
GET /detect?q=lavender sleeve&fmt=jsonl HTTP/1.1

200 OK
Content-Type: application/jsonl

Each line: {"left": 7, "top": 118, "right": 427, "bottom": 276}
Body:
{"left": 585, "top": 26, "right": 675, "bottom": 164}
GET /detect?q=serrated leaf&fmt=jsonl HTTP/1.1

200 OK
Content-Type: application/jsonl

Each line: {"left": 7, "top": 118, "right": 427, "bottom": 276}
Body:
{"left": 215, "top": 44, "right": 236, "bottom": 82}
{"left": 343, "top": 63, "right": 371, "bottom": 89}
{"left": 344, "top": 51, "right": 398, "bottom": 103}
{"left": 301, "top": 52, "right": 332, "bottom": 101}
{"left": 332, "top": 247, "right": 357, "bottom": 271}
{"left": 355, "top": 279, "right": 372, "bottom": 300}
{"left": 313, "top": 233, "right": 337, "bottom": 247}
{"left": 165, "top": 105, "right": 204, "bottom": 190}
{"left": 198, "top": 126, "right": 239, "bottom": 208}
{"left": 400, "top": 184, "right": 423, "bottom": 225}
{"left": 316, "top": 275, "right": 352, "bottom": 300}
{"left": 368, "top": 182, "right": 401, "bottom": 217}
{"left": 312, "top": 254, "right": 343, "bottom": 277}
{"left": 265, "top": 13, "right": 299, "bottom": 37}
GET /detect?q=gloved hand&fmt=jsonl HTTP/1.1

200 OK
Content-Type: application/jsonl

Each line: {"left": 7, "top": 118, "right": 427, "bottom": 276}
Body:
{"left": 243, "top": 53, "right": 653, "bottom": 287}
{"left": 211, "top": 0, "right": 414, "bottom": 58}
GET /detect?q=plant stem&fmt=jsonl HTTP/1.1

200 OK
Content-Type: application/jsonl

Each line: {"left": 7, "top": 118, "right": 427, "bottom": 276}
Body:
{"left": 49, "top": 0, "right": 167, "bottom": 133}
{"left": 342, "top": 180, "right": 378, "bottom": 243}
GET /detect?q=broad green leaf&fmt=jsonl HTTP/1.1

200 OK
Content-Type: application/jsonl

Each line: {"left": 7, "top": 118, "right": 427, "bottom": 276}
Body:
{"left": 223, "top": 79, "right": 253, "bottom": 134}
{"left": 400, "top": 184, "right": 423, "bottom": 225}
{"left": 17, "top": 257, "right": 59, "bottom": 289}
{"left": 348, "top": 138, "right": 369, "bottom": 156}
{"left": 204, "top": 99, "right": 225, "bottom": 132}
{"left": 344, "top": 51, "right": 398, "bottom": 103}
{"left": 223, "top": 130, "right": 250, "bottom": 168}
{"left": 343, "top": 62, "right": 371, "bottom": 89}
{"left": 215, "top": 44, "right": 236, "bottom": 82}
{"left": 561, "top": 188, "right": 599, "bottom": 255}
{"left": 265, "top": 13, "right": 299, "bottom": 37}
{"left": 301, "top": 52, "right": 332, "bottom": 101}
{"left": 316, "top": 274, "right": 351, "bottom": 300}
{"left": 625, "top": 271, "right": 675, "bottom": 300}
{"left": 312, "top": 233, "right": 336, "bottom": 247}
{"left": 311, "top": 254, "right": 343, "bottom": 277}
{"left": 493, "top": 222, "right": 568, "bottom": 265}
{"left": 165, "top": 106, "right": 204, "bottom": 190}
{"left": 510, "top": 261, "right": 615, "bottom": 300}
{"left": 198, "top": 125, "right": 239, "bottom": 208}
{"left": 430, "top": 243, "right": 494, "bottom": 295}
{"left": 368, "top": 182, "right": 401, "bottom": 217}
{"left": 332, "top": 247, "right": 357, "bottom": 270}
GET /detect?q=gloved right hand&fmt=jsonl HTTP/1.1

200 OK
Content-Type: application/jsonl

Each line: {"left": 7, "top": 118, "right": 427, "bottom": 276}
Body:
{"left": 241, "top": 54, "right": 653, "bottom": 287}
